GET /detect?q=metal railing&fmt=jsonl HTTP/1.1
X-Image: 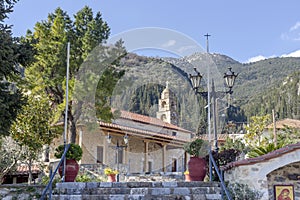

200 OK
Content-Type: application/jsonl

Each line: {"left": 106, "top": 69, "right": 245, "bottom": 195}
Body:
{"left": 209, "top": 150, "right": 232, "bottom": 200}
{"left": 40, "top": 143, "right": 70, "bottom": 200}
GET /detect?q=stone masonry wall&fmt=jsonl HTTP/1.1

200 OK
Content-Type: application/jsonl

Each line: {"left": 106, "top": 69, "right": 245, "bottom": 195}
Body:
{"left": 267, "top": 161, "right": 300, "bottom": 200}
{"left": 0, "top": 184, "right": 44, "bottom": 200}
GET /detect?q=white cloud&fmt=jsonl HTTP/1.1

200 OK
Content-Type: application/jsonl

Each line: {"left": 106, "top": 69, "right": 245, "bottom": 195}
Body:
{"left": 281, "top": 50, "right": 300, "bottom": 58}
{"left": 245, "top": 50, "right": 300, "bottom": 63}
{"left": 290, "top": 22, "right": 300, "bottom": 31}
{"left": 161, "top": 39, "right": 176, "bottom": 48}
{"left": 282, "top": 21, "right": 300, "bottom": 41}
{"left": 245, "top": 55, "right": 267, "bottom": 63}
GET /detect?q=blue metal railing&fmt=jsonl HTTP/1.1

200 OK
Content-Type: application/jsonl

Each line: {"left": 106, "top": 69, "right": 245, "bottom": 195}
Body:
{"left": 209, "top": 150, "right": 232, "bottom": 200}
{"left": 40, "top": 143, "right": 70, "bottom": 200}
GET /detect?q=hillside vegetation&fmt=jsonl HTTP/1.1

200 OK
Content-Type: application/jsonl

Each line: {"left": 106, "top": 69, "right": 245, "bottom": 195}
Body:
{"left": 109, "top": 52, "right": 300, "bottom": 132}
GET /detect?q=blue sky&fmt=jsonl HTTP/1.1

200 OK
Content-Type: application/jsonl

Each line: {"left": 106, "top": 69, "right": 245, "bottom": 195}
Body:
{"left": 6, "top": 0, "right": 300, "bottom": 63}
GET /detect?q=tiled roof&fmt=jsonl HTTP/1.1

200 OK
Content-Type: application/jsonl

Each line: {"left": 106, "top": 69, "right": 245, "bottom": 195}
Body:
{"left": 99, "top": 120, "right": 190, "bottom": 145}
{"left": 197, "top": 134, "right": 229, "bottom": 141}
{"left": 267, "top": 118, "right": 300, "bottom": 129}
{"left": 115, "top": 109, "right": 192, "bottom": 133}
{"left": 9, "top": 164, "right": 40, "bottom": 175}
{"left": 222, "top": 142, "right": 300, "bottom": 171}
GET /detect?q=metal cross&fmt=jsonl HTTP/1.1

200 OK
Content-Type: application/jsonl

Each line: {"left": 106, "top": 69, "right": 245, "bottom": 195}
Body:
{"left": 204, "top": 33, "right": 211, "bottom": 53}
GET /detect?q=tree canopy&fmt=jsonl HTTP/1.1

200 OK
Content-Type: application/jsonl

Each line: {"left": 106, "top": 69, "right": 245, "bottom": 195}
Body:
{"left": 25, "top": 6, "right": 112, "bottom": 143}
{"left": 0, "top": 0, "right": 30, "bottom": 136}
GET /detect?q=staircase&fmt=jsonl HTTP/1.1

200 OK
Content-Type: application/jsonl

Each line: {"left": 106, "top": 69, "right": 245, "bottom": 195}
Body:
{"left": 52, "top": 181, "right": 221, "bottom": 200}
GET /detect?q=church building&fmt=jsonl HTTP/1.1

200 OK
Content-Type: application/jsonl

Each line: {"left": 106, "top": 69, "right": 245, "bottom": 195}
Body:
{"left": 51, "top": 83, "right": 193, "bottom": 175}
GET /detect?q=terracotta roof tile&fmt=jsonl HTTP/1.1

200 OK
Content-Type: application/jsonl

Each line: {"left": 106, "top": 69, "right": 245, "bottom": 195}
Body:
{"left": 99, "top": 120, "right": 190, "bottom": 144}
{"left": 9, "top": 165, "right": 40, "bottom": 175}
{"left": 116, "top": 109, "right": 192, "bottom": 133}
{"left": 267, "top": 118, "right": 300, "bottom": 129}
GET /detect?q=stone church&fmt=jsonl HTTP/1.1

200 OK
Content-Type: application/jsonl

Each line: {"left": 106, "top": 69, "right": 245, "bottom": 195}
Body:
{"left": 51, "top": 84, "right": 193, "bottom": 174}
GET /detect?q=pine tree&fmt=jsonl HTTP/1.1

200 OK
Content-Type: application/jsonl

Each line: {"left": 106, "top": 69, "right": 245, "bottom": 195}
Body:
{"left": 0, "top": 0, "right": 28, "bottom": 136}
{"left": 25, "top": 7, "right": 112, "bottom": 143}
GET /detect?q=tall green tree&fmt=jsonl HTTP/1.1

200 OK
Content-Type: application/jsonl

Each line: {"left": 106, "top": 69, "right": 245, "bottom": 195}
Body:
{"left": 0, "top": 0, "right": 30, "bottom": 136}
{"left": 25, "top": 6, "right": 111, "bottom": 143}
{"left": 10, "top": 93, "right": 60, "bottom": 184}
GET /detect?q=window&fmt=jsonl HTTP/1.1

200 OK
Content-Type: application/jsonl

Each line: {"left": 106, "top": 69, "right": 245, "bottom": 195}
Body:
{"left": 172, "top": 158, "right": 177, "bottom": 172}
{"left": 148, "top": 161, "right": 152, "bottom": 173}
{"left": 172, "top": 131, "right": 177, "bottom": 136}
{"left": 97, "top": 146, "right": 103, "bottom": 163}
{"left": 115, "top": 149, "right": 123, "bottom": 164}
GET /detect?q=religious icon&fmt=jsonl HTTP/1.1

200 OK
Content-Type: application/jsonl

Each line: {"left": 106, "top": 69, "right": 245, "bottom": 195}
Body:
{"left": 274, "top": 185, "right": 294, "bottom": 200}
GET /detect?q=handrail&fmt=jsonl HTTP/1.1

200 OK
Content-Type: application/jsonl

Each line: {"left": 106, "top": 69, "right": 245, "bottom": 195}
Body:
{"left": 209, "top": 150, "right": 232, "bottom": 200}
{"left": 40, "top": 143, "right": 71, "bottom": 200}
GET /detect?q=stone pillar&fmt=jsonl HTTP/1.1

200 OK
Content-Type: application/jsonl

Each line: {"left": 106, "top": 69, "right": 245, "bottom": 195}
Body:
{"left": 162, "top": 144, "right": 167, "bottom": 172}
{"left": 144, "top": 141, "right": 149, "bottom": 172}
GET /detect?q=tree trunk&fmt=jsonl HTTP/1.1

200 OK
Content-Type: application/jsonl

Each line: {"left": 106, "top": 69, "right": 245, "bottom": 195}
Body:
{"left": 28, "top": 159, "right": 33, "bottom": 185}
{"left": 44, "top": 145, "right": 50, "bottom": 162}
{"left": 69, "top": 110, "right": 77, "bottom": 144}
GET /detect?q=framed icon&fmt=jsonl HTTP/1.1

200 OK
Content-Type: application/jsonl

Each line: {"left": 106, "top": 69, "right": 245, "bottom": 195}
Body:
{"left": 274, "top": 185, "right": 294, "bottom": 200}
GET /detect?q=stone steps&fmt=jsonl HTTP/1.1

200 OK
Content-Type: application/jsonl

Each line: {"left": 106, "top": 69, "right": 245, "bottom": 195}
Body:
{"left": 52, "top": 181, "right": 221, "bottom": 200}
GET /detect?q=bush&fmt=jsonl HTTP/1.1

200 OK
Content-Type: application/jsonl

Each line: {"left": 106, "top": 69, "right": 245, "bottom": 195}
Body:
{"left": 205, "top": 149, "right": 240, "bottom": 181}
{"left": 225, "top": 182, "right": 263, "bottom": 200}
{"left": 183, "top": 138, "right": 209, "bottom": 157}
{"left": 54, "top": 143, "right": 83, "bottom": 161}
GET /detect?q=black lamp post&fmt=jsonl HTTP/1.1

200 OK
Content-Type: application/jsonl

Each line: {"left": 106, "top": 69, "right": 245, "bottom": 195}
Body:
{"left": 189, "top": 67, "right": 238, "bottom": 152}
{"left": 107, "top": 134, "right": 129, "bottom": 182}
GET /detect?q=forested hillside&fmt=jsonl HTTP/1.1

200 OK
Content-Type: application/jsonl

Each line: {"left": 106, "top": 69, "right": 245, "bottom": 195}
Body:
{"left": 109, "top": 52, "right": 300, "bottom": 132}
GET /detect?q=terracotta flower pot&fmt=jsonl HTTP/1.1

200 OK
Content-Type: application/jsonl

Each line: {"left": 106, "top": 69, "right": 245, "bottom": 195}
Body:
{"left": 58, "top": 159, "right": 79, "bottom": 182}
{"left": 107, "top": 174, "right": 116, "bottom": 182}
{"left": 188, "top": 156, "right": 207, "bottom": 181}
{"left": 185, "top": 174, "right": 191, "bottom": 182}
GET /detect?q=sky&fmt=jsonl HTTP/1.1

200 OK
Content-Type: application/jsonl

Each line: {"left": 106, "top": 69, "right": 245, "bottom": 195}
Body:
{"left": 6, "top": 0, "right": 300, "bottom": 63}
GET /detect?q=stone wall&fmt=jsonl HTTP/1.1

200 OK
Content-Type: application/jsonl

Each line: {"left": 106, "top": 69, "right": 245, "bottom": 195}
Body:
{"left": 0, "top": 184, "right": 44, "bottom": 200}
{"left": 267, "top": 161, "right": 300, "bottom": 200}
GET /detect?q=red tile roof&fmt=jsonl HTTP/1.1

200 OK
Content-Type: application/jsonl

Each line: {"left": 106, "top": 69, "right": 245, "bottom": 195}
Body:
{"left": 115, "top": 109, "right": 192, "bottom": 133}
{"left": 267, "top": 118, "right": 300, "bottom": 129}
{"left": 99, "top": 120, "right": 190, "bottom": 145}
{"left": 222, "top": 142, "right": 300, "bottom": 171}
{"left": 9, "top": 165, "right": 40, "bottom": 175}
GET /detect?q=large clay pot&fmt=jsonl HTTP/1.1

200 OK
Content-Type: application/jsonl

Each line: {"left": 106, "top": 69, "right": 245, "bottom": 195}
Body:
{"left": 59, "top": 159, "right": 79, "bottom": 182}
{"left": 107, "top": 174, "right": 116, "bottom": 182}
{"left": 188, "top": 156, "right": 207, "bottom": 181}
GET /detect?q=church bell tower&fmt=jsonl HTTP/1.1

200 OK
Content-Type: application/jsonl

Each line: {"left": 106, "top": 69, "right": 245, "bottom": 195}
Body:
{"left": 156, "top": 82, "right": 178, "bottom": 125}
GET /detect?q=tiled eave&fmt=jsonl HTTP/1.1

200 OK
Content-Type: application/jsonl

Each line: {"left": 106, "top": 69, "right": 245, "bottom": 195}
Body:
{"left": 197, "top": 134, "right": 229, "bottom": 142}
{"left": 114, "top": 109, "right": 193, "bottom": 134}
{"left": 222, "top": 142, "right": 300, "bottom": 171}
{"left": 98, "top": 121, "right": 190, "bottom": 147}
{"left": 8, "top": 165, "right": 40, "bottom": 176}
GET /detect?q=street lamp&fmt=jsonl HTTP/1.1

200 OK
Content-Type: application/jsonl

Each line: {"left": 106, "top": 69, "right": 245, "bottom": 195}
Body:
{"left": 189, "top": 67, "right": 238, "bottom": 152}
{"left": 107, "top": 134, "right": 129, "bottom": 182}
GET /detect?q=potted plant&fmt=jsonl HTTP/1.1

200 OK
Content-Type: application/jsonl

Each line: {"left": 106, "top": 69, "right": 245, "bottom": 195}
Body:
{"left": 183, "top": 138, "right": 208, "bottom": 181}
{"left": 104, "top": 167, "right": 119, "bottom": 182}
{"left": 184, "top": 170, "right": 191, "bottom": 182}
{"left": 54, "top": 143, "right": 83, "bottom": 182}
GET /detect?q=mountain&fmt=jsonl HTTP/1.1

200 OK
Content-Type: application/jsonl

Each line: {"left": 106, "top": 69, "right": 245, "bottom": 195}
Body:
{"left": 109, "top": 52, "right": 300, "bottom": 132}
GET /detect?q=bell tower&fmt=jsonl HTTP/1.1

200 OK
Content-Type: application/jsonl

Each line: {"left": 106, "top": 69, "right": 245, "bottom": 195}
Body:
{"left": 156, "top": 82, "right": 178, "bottom": 125}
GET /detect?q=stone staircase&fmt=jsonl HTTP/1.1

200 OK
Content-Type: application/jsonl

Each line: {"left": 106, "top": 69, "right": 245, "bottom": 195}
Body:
{"left": 52, "top": 181, "right": 221, "bottom": 200}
